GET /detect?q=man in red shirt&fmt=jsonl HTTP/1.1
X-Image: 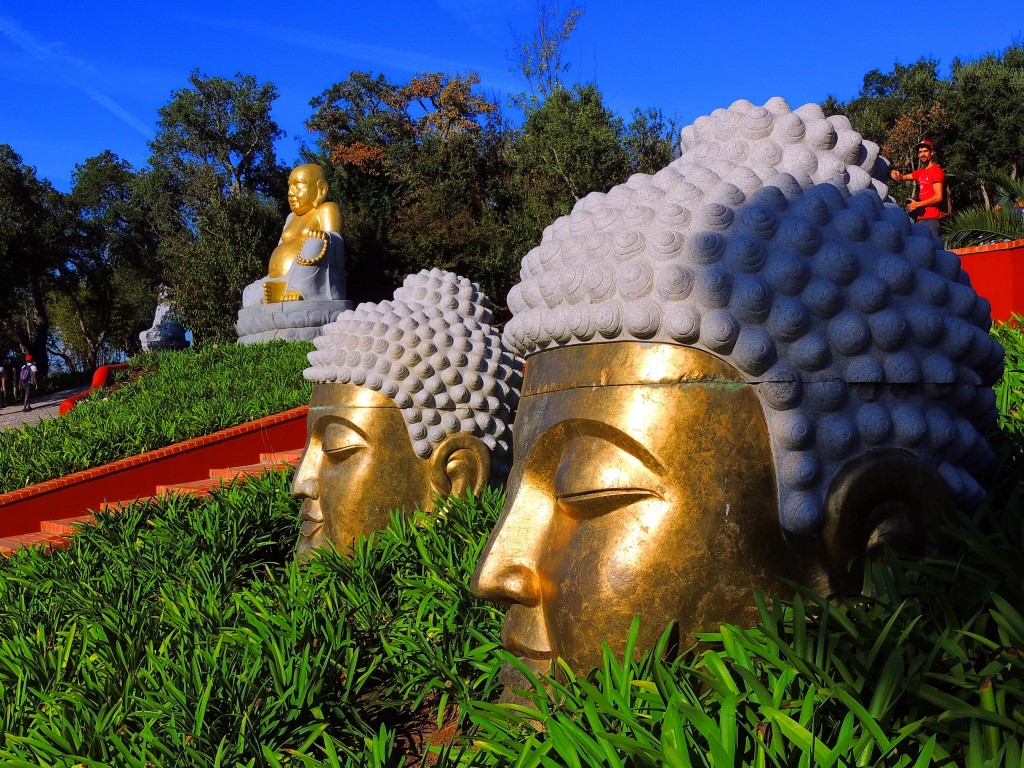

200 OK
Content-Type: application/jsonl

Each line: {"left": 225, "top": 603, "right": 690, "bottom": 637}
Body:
{"left": 890, "top": 140, "right": 945, "bottom": 238}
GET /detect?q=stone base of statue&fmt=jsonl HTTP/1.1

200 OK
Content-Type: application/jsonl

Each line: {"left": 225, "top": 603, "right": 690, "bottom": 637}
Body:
{"left": 236, "top": 231, "right": 351, "bottom": 345}
{"left": 140, "top": 301, "right": 189, "bottom": 352}
{"left": 236, "top": 299, "right": 353, "bottom": 344}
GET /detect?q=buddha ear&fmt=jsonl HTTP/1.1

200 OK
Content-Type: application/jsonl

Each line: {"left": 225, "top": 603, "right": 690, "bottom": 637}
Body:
{"left": 427, "top": 433, "right": 490, "bottom": 499}
{"left": 314, "top": 179, "right": 329, "bottom": 206}
{"left": 819, "top": 449, "right": 953, "bottom": 593}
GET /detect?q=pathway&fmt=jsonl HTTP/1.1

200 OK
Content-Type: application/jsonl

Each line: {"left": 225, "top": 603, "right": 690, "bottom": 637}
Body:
{"left": 0, "top": 385, "right": 90, "bottom": 432}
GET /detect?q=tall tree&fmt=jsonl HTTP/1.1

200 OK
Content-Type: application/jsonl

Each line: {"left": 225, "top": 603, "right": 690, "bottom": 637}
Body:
{"left": 0, "top": 144, "right": 62, "bottom": 376}
{"left": 51, "top": 151, "right": 161, "bottom": 370}
{"left": 508, "top": 0, "right": 584, "bottom": 106}
{"left": 149, "top": 71, "right": 284, "bottom": 198}
{"left": 624, "top": 107, "right": 679, "bottom": 175}
{"left": 306, "top": 71, "right": 414, "bottom": 300}
{"left": 823, "top": 58, "right": 945, "bottom": 148}
{"left": 142, "top": 71, "right": 286, "bottom": 342}
{"left": 513, "top": 84, "right": 629, "bottom": 224}
{"left": 944, "top": 49, "right": 1024, "bottom": 206}
{"left": 307, "top": 71, "right": 511, "bottom": 302}
{"left": 501, "top": 1, "right": 644, "bottom": 268}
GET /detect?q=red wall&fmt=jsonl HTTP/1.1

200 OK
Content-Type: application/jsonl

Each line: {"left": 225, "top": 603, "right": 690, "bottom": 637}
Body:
{"left": 0, "top": 406, "right": 307, "bottom": 537}
{"left": 954, "top": 239, "right": 1024, "bottom": 324}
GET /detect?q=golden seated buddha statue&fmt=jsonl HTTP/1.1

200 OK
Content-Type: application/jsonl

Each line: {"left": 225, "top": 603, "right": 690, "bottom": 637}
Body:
{"left": 240, "top": 163, "right": 344, "bottom": 305}
{"left": 236, "top": 164, "right": 352, "bottom": 343}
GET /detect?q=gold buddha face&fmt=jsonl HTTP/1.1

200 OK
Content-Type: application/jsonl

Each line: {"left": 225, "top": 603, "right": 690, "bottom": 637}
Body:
{"left": 471, "top": 342, "right": 801, "bottom": 684}
{"left": 291, "top": 384, "right": 430, "bottom": 554}
{"left": 292, "top": 383, "right": 491, "bottom": 556}
{"left": 287, "top": 164, "right": 328, "bottom": 216}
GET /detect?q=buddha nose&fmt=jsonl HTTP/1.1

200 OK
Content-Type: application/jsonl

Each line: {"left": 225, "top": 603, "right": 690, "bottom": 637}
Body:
{"left": 471, "top": 486, "right": 547, "bottom": 607}
{"left": 290, "top": 450, "right": 321, "bottom": 500}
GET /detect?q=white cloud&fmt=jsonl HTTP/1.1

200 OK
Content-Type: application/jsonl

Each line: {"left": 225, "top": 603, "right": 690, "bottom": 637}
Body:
{"left": 183, "top": 14, "right": 521, "bottom": 93}
{"left": 0, "top": 15, "right": 153, "bottom": 139}
{"left": 433, "top": 0, "right": 530, "bottom": 45}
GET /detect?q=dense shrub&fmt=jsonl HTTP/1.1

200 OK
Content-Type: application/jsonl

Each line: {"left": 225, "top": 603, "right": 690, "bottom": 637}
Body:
{"left": 2, "top": 468, "right": 1024, "bottom": 765}
{"left": 0, "top": 341, "right": 312, "bottom": 495}
{"left": 0, "top": 474, "right": 505, "bottom": 766}
{"left": 993, "top": 318, "right": 1024, "bottom": 438}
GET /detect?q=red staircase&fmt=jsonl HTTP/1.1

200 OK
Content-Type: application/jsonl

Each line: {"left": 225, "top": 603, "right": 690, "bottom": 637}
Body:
{"left": 0, "top": 449, "right": 302, "bottom": 556}
{"left": 0, "top": 406, "right": 306, "bottom": 542}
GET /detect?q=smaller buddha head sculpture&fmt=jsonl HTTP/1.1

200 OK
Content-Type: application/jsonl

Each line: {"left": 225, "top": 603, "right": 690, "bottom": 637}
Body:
{"left": 471, "top": 97, "right": 1004, "bottom": 689}
{"left": 287, "top": 163, "right": 330, "bottom": 216}
{"left": 291, "top": 269, "right": 522, "bottom": 556}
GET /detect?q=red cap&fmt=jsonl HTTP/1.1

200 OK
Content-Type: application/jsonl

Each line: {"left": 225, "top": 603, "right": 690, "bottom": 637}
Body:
{"left": 25, "top": 354, "right": 31, "bottom": 362}
{"left": 916, "top": 140, "right": 934, "bottom": 151}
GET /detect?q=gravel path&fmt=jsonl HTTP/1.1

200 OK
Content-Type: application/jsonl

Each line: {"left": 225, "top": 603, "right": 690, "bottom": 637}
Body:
{"left": 0, "top": 385, "right": 91, "bottom": 432}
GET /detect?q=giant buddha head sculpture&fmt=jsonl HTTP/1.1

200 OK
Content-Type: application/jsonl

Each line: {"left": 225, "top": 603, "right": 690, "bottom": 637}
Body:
{"left": 471, "top": 98, "right": 1003, "bottom": 687}
{"left": 292, "top": 269, "right": 521, "bottom": 556}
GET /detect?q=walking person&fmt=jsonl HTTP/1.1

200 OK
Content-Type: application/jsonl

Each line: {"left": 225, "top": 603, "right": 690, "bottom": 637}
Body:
{"left": 0, "top": 365, "right": 7, "bottom": 410}
{"left": 890, "top": 140, "right": 946, "bottom": 238}
{"left": 18, "top": 354, "right": 37, "bottom": 412}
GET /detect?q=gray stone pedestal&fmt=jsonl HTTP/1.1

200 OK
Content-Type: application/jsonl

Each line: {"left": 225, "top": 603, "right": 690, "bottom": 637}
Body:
{"left": 236, "top": 299, "right": 352, "bottom": 344}
{"left": 236, "top": 230, "right": 350, "bottom": 345}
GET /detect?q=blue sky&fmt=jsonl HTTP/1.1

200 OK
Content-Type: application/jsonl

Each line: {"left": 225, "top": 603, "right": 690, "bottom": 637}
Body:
{"left": 1, "top": 0, "right": 1020, "bottom": 191}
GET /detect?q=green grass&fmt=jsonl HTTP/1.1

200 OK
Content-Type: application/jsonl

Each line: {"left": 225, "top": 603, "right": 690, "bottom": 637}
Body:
{"left": 0, "top": 341, "right": 313, "bottom": 495}
{"left": 993, "top": 318, "right": 1024, "bottom": 437}
{"left": 3, "top": 464, "right": 1024, "bottom": 766}
{"left": 0, "top": 474, "right": 506, "bottom": 766}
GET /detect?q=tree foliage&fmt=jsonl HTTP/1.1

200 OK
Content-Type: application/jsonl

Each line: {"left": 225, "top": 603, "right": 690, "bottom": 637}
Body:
{"left": 823, "top": 58, "right": 944, "bottom": 146}
{"left": 0, "top": 144, "right": 63, "bottom": 376}
{"left": 508, "top": 0, "right": 584, "bottom": 106}
{"left": 944, "top": 50, "right": 1024, "bottom": 202}
{"left": 516, "top": 84, "right": 628, "bottom": 207}
{"left": 0, "top": 147, "right": 164, "bottom": 375}
{"left": 148, "top": 70, "right": 283, "bottom": 198}
{"left": 307, "top": 71, "right": 514, "bottom": 302}
{"left": 826, "top": 44, "right": 1024, "bottom": 210}
{"left": 51, "top": 151, "right": 161, "bottom": 370}
{"left": 142, "top": 71, "right": 286, "bottom": 342}
{"left": 625, "top": 107, "right": 680, "bottom": 175}
{"left": 302, "top": 0, "right": 682, "bottom": 310}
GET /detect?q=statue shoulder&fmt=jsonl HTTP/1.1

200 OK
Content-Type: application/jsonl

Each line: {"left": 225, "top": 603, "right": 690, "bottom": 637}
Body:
{"left": 318, "top": 202, "right": 343, "bottom": 234}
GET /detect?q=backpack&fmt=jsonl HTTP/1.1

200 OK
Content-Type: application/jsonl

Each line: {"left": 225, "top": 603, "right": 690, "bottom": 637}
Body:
{"left": 19, "top": 364, "right": 32, "bottom": 383}
{"left": 938, "top": 181, "right": 953, "bottom": 217}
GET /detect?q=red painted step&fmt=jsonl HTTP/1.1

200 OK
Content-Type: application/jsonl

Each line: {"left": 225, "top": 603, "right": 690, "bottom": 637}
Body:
{"left": 40, "top": 515, "right": 94, "bottom": 535}
{"left": 209, "top": 458, "right": 296, "bottom": 480}
{"left": 0, "top": 405, "right": 307, "bottom": 540}
{"left": 0, "top": 531, "right": 70, "bottom": 556}
{"left": 261, "top": 449, "right": 303, "bottom": 464}
{"left": 155, "top": 477, "right": 228, "bottom": 498}
{"left": 99, "top": 496, "right": 159, "bottom": 512}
